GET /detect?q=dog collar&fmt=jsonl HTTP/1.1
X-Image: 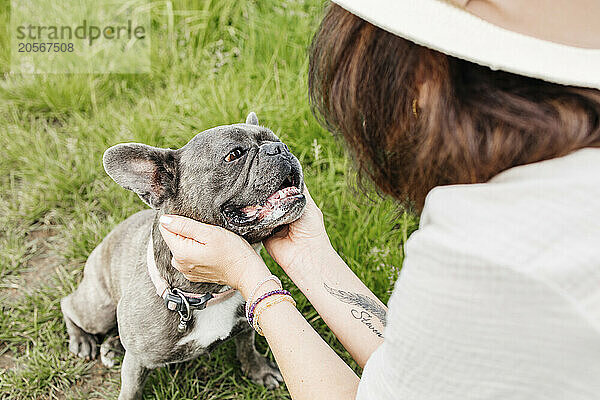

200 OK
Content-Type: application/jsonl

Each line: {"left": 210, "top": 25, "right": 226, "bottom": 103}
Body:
{"left": 146, "top": 237, "right": 237, "bottom": 332}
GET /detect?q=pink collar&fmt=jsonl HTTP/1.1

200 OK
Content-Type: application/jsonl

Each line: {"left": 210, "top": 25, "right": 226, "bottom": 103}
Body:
{"left": 146, "top": 237, "right": 237, "bottom": 308}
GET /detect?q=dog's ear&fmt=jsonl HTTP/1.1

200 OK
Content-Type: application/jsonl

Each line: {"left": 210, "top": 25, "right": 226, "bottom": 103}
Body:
{"left": 103, "top": 143, "right": 178, "bottom": 209}
{"left": 245, "top": 111, "right": 259, "bottom": 126}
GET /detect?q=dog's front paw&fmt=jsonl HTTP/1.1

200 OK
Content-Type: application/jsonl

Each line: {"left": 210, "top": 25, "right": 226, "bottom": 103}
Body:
{"left": 68, "top": 330, "right": 98, "bottom": 360}
{"left": 100, "top": 335, "right": 124, "bottom": 368}
{"left": 245, "top": 357, "right": 283, "bottom": 389}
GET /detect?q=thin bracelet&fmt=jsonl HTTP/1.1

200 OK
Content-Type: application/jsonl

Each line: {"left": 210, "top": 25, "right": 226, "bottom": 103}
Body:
{"left": 247, "top": 289, "right": 292, "bottom": 326}
{"left": 245, "top": 275, "right": 282, "bottom": 319}
{"left": 253, "top": 295, "right": 296, "bottom": 336}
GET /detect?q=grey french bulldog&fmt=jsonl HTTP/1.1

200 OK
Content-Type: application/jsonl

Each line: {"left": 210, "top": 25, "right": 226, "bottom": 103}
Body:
{"left": 60, "top": 112, "right": 306, "bottom": 400}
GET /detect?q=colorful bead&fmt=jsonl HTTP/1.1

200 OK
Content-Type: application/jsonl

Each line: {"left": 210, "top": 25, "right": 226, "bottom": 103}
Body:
{"left": 245, "top": 275, "right": 282, "bottom": 320}
{"left": 247, "top": 289, "right": 292, "bottom": 326}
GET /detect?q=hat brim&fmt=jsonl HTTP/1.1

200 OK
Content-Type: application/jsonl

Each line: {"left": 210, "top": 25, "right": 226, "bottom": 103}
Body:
{"left": 332, "top": 0, "right": 600, "bottom": 89}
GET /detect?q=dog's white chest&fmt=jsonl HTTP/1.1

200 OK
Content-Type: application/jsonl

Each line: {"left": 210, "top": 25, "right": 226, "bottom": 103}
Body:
{"left": 177, "top": 291, "right": 245, "bottom": 349}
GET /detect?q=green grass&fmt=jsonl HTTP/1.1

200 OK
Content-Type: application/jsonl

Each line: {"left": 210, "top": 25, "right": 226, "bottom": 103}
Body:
{"left": 0, "top": 0, "right": 418, "bottom": 398}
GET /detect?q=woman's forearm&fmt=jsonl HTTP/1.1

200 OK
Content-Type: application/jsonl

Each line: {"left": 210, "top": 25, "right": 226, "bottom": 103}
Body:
{"left": 239, "top": 272, "right": 359, "bottom": 400}
{"left": 261, "top": 188, "right": 386, "bottom": 366}
{"left": 290, "top": 245, "right": 387, "bottom": 367}
{"left": 262, "top": 293, "right": 360, "bottom": 400}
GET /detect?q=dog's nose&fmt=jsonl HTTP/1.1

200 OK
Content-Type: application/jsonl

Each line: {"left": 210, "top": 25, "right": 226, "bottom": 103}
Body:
{"left": 262, "top": 142, "right": 287, "bottom": 156}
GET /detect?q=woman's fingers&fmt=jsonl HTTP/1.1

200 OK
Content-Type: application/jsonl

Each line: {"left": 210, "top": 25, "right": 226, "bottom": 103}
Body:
{"left": 171, "top": 256, "right": 184, "bottom": 271}
{"left": 170, "top": 256, "right": 211, "bottom": 282}
{"left": 170, "top": 256, "right": 190, "bottom": 276}
{"left": 158, "top": 223, "right": 194, "bottom": 256}
{"left": 159, "top": 214, "right": 216, "bottom": 243}
{"left": 158, "top": 215, "right": 217, "bottom": 260}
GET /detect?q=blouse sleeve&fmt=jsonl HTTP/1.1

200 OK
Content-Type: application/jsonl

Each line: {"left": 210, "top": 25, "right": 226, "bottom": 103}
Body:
{"left": 356, "top": 179, "right": 600, "bottom": 400}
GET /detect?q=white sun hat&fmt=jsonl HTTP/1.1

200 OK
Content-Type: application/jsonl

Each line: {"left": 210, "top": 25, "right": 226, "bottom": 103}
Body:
{"left": 331, "top": 0, "right": 600, "bottom": 89}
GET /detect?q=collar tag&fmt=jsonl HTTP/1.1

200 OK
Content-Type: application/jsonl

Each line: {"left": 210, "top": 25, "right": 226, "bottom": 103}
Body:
{"left": 163, "top": 290, "right": 214, "bottom": 312}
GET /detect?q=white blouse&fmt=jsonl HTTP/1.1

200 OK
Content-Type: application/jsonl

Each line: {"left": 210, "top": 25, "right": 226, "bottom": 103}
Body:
{"left": 357, "top": 148, "right": 600, "bottom": 400}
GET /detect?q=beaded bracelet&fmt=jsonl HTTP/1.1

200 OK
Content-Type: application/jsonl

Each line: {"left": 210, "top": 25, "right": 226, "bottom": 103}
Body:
{"left": 247, "top": 289, "right": 292, "bottom": 327}
{"left": 245, "top": 275, "right": 282, "bottom": 319}
{"left": 253, "top": 295, "right": 296, "bottom": 336}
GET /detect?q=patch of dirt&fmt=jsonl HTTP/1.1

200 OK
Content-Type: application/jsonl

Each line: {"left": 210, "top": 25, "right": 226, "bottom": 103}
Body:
{"left": 0, "top": 343, "right": 27, "bottom": 373}
{"left": 2, "top": 227, "right": 63, "bottom": 299}
{"left": 56, "top": 362, "right": 120, "bottom": 400}
{"left": 0, "top": 349, "right": 16, "bottom": 371}
{"left": 28, "top": 228, "right": 55, "bottom": 241}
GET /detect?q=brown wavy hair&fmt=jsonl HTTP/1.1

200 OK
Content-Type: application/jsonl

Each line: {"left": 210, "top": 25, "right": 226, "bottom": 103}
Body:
{"left": 309, "top": 4, "right": 600, "bottom": 210}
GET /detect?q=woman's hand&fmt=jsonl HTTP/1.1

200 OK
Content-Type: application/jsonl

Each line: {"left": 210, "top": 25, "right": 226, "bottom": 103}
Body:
{"left": 263, "top": 186, "right": 334, "bottom": 285}
{"left": 158, "top": 215, "right": 269, "bottom": 295}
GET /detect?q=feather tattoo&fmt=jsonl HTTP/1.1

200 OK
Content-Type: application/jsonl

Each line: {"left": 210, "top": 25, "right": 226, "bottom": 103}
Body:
{"left": 324, "top": 283, "right": 387, "bottom": 326}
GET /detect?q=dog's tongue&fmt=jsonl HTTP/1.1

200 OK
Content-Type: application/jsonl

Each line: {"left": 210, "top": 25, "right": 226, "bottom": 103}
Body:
{"left": 241, "top": 205, "right": 261, "bottom": 218}
{"left": 241, "top": 186, "right": 301, "bottom": 219}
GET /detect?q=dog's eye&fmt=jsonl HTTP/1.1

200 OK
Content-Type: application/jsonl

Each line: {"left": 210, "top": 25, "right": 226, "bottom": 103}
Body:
{"left": 224, "top": 148, "right": 246, "bottom": 162}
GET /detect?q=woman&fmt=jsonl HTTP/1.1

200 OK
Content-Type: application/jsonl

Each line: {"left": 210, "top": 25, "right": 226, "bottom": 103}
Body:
{"left": 158, "top": 1, "right": 600, "bottom": 399}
